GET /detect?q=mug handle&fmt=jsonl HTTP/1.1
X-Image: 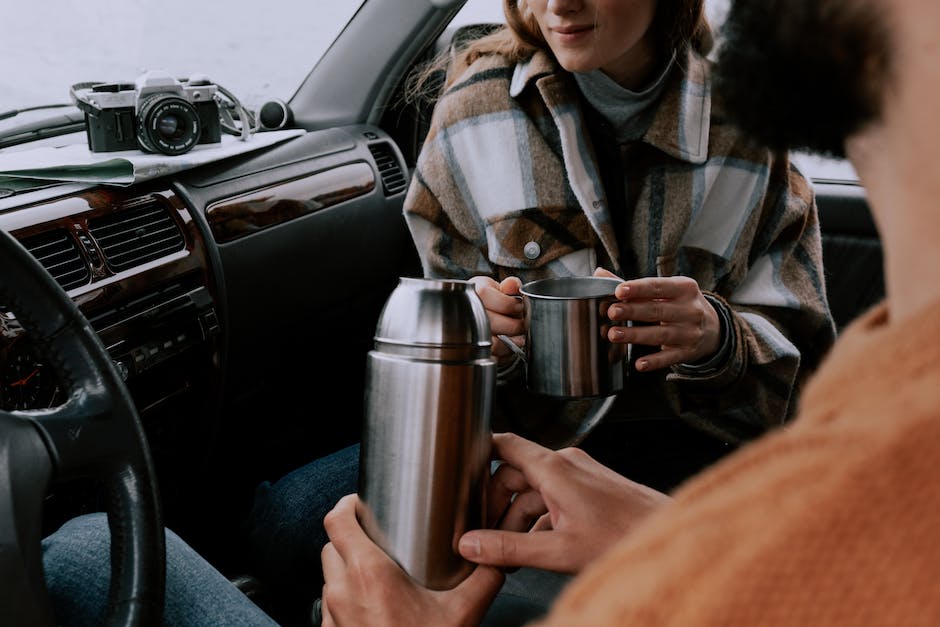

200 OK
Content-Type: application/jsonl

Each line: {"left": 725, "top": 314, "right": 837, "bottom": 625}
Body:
{"left": 497, "top": 334, "right": 526, "bottom": 361}
{"left": 497, "top": 293, "right": 527, "bottom": 361}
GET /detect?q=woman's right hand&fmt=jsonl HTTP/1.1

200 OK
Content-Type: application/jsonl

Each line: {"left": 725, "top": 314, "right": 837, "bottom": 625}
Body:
{"left": 468, "top": 275, "right": 525, "bottom": 365}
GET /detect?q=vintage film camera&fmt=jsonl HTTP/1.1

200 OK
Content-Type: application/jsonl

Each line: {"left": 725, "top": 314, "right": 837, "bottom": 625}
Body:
{"left": 71, "top": 70, "right": 222, "bottom": 156}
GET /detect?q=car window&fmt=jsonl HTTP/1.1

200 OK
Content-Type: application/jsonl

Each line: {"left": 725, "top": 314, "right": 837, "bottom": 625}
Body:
{"left": 706, "top": 0, "right": 730, "bottom": 30}
{"left": 449, "top": 0, "right": 504, "bottom": 28}
{"left": 0, "top": 0, "right": 363, "bottom": 115}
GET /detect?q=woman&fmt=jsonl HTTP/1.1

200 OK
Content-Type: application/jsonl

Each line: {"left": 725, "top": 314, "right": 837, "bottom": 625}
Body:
{"left": 249, "top": 0, "right": 834, "bottom": 620}
{"left": 402, "top": 0, "right": 834, "bottom": 482}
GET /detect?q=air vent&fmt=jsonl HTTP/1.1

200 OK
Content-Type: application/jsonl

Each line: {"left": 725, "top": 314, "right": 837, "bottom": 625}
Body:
{"left": 88, "top": 198, "right": 185, "bottom": 272}
{"left": 20, "top": 229, "right": 90, "bottom": 291}
{"left": 368, "top": 142, "right": 408, "bottom": 196}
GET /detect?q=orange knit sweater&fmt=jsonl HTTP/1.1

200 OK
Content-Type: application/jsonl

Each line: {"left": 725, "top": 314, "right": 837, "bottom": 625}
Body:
{"left": 537, "top": 300, "right": 940, "bottom": 626}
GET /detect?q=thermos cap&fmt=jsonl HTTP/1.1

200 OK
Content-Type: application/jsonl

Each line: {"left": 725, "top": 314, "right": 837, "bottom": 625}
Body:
{"left": 374, "top": 277, "right": 492, "bottom": 355}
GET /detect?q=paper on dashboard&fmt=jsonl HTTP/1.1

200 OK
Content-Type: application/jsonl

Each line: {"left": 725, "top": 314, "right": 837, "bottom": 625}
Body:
{"left": 0, "top": 129, "right": 306, "bottom": 186}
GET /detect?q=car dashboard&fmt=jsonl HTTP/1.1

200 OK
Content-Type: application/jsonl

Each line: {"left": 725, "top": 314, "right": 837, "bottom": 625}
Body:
{"left": 0, "top": 125, "right": 421, "bottom": 561}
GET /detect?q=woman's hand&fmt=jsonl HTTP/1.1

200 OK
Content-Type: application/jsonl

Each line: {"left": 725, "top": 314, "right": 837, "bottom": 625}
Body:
{"left": 321, "top": 494, "right": 505, "bottom": 627}
{"left": 458, "top": 433, "right": 671, "bottom": 575}
{"left": 593, "top": 268, "right": 722, "bottom": 372}
{"left": 468, "top": 275, "right": 525, "bottom": 366}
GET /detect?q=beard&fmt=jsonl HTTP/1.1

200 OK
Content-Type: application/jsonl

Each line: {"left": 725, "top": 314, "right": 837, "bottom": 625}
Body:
{"left": 712, "top": 0, "right": 892, "bottom": 158}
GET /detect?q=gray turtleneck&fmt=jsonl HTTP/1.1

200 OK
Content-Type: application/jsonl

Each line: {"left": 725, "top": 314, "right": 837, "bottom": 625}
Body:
{"left": 573, "top": 54, "right": 675, "bottom": 144}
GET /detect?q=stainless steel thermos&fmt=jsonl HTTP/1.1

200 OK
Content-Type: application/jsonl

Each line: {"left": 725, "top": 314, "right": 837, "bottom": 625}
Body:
{"left": 358, "top": 277, "right": 496, "bottom": 590}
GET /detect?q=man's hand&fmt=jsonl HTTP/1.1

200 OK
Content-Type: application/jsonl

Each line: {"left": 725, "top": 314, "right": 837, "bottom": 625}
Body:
{"left": 458, "top": 433, "right": 671, "bottom": 574}
{"left": 321, "top": 494, "right": 505, "bottom": 627}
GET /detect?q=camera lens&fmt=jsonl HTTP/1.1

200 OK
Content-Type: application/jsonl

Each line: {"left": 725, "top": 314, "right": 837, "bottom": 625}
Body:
{"left": 156, "top": 113, "right": 182, "bottom": 138}
{"left": 137, "top": 94, "right": 201, "bottom": 155}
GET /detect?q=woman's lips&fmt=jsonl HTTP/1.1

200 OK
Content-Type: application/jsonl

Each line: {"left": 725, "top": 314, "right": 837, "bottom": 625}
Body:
{"left": 552, "top": 24, "right": 594, "bottom": 43}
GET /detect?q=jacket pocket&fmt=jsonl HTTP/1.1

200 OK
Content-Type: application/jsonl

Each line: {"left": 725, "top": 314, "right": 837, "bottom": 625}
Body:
{"left": 483, "top": 207, "right": 597, "bottom": 279}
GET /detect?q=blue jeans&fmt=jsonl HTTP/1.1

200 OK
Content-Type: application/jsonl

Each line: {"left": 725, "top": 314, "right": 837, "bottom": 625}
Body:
{"left": 42, "top": 512, "right": 278, "bottom": 627}
{"left": 242, "top": 443, "right": 361, "bottom": 624}
{"left": 44, "top": 447, "right": 554, "bottom": 627}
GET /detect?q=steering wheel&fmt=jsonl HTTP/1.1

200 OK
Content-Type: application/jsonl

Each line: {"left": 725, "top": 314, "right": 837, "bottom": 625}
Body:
{"left": 0, "top": 228, "right": 164, "bottom": 626}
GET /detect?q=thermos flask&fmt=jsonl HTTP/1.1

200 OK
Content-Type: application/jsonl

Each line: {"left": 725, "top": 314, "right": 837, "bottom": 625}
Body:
{"left": 358, "top": 277, "right": 496, "bottom": 589}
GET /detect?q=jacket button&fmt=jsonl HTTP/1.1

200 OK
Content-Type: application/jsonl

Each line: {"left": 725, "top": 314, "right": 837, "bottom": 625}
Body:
{"left": 523, "top": 241, "right": 541, "bottom": 259}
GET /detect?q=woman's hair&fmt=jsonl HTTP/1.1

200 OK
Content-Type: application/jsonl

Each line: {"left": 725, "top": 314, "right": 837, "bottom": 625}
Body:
{"left": 406, "top": 0, "right": 712, "bottom": 102}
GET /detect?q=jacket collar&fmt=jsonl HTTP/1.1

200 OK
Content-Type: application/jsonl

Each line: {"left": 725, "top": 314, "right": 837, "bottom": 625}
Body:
{"left": 510, "top": 47, "right": 711, "bottom": 164}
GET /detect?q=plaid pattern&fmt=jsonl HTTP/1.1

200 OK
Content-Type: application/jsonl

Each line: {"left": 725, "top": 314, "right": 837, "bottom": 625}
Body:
{"left": 404, "top": 49, "right": 836, "bottom": 442}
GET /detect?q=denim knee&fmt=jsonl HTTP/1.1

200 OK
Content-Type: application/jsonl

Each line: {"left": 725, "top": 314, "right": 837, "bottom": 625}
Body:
{"left": 243, "top": 443, "right": 360, "bottom": 588}
{"left": 43, "top": 512, "right": 279, "bottom": 626}
{"left": 43, "top": 513, "right": 111, "bottom": 626}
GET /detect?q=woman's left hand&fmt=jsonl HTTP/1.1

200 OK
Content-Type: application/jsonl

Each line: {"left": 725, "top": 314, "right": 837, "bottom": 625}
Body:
{"left": 593, "top": 269, "right": 721, "bottom": 372}
{"left": 320, "top": 494, "right": 505, "bottom": 627}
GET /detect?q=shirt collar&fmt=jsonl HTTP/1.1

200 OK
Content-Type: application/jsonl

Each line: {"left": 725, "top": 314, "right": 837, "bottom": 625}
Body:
{"left": 509, "top": 50, "right": 557, "bottom": 97}
{"left": 510, "top": 48, "right": 711, "bottom": 164}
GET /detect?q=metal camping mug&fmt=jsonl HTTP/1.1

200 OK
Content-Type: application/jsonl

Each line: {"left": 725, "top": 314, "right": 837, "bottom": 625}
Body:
{"left": 502, "top": 276, "right": 627, "bottom": 398}
{"left": 357, "top": 277, "right": 495, "bottom": 590}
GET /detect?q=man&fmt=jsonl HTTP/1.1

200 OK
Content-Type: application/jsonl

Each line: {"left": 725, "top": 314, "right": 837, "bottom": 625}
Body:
{"left": 319, "top": 0, "right": 940, "bottom": 624}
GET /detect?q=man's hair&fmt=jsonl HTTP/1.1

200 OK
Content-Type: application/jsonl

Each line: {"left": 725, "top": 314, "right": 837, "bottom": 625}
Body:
{"left": 406, "top": 0, "right": 711, "bottom": 103}
{"left": 713, "top": 0, "right": 893, "bottom": 157}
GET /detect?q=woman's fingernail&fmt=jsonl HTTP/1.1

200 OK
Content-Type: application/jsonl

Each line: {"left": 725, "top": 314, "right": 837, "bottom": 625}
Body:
{"left": 636, "top": 360, "right": 648, "bottom": 371}
{"left": 611, "top": 327, "right": 625, "bottom": 340}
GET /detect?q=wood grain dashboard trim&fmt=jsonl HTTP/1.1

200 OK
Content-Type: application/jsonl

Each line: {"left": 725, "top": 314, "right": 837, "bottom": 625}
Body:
{"left": 204, "top": 161, "right": 376, "bottom": 243}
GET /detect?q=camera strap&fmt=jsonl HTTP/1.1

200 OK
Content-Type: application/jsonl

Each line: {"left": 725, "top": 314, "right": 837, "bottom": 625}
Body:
{"left": 69, "top": 82, "right": 104, "bottom": 112}
{"left": 215, "top": 83, "right": 258, "bottom": 141}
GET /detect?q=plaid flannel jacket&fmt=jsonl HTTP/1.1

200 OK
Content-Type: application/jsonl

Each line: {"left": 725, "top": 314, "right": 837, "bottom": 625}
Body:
{"left": 403, "top": 48, "right": 836, "bottom": 442}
